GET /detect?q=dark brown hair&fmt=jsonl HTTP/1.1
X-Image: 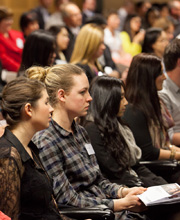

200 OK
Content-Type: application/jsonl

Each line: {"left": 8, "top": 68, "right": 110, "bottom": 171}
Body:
{"left": 1, "top": 77, "right": 45, "bottom": 128}
{"left": 0, "top": 6, "right": 13, "bottom": 22}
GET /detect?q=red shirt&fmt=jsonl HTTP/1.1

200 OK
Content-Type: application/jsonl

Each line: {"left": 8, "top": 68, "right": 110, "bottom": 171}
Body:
{"left": 0, "top": 29, "right": 24, "bottom": 72}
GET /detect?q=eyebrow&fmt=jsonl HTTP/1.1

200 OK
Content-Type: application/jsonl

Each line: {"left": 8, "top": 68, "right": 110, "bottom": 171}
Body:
{"left": 80, "top": 87, "right": 89, "bottom": 91}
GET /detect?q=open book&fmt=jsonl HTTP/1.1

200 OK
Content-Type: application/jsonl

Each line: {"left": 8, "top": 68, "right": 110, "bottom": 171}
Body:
{"left": 138, "top": 183, "right": 180, "bottom": 206}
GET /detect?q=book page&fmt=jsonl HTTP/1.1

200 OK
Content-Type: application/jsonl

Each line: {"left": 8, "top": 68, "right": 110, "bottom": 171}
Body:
{"left": 138, "top": 183, "right": 180, "bottom": 206}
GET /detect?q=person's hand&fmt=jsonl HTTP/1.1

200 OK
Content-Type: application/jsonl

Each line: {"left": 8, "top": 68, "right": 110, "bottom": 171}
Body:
{"left": 133, "top": 30, "right": 145, "bottom": 44}
{"left": 114, "top": 187, "right": 147, "bottom": 212}
{"left": 122, "top": 187, "right": 147, "bottom": 198}
{"left": 123, "top": 187, "right": 147, "bottom": 211}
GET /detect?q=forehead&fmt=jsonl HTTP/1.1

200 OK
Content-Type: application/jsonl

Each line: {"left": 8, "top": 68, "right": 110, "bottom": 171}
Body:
{"left": 108, "top": 14, "right": 119, "bottom": 20}
{"left": 121, "top": 86, "right": 125, "bottom": 93}
{"left": 71, "top": 73, "right": 89, "bottom": 89}
{"left": 66, "top": 4, "right": 80, "bottom": 15}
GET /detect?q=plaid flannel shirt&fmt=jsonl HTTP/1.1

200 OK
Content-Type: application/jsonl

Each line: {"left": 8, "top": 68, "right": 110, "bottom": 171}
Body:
{"left": 33, "top": 119, "right": 122, "bottom": 210}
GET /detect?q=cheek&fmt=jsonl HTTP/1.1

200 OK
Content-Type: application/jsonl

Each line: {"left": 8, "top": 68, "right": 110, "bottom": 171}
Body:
{"left": 57, "top": 36, "right": 62, "bottom": 47}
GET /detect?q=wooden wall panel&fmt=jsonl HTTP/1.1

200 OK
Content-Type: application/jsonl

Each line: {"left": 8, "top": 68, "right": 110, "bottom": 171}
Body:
{"left": 0, "top": 0, "right": 83, "bottom": 31}
{"left": 0, "top": 0, "right": 171, "bottom": 31}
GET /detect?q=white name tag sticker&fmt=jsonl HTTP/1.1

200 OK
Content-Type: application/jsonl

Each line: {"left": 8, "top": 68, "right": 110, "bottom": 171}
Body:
{"left": 16, "top": 38, "right": 24, "bottom": 49}
{"left": 85, "top": 143, "right": 95, "bottom": 155}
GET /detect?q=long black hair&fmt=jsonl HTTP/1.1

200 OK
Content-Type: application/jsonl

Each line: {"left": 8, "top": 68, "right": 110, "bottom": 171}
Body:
{"left": 88, "top": 75, "right": 130, "bottom": 169}
{"left": 142, "top": 27, "right": 163, "bottom": 53}
{"left": 123, "top": 14, "right": 141, "bottom": 42}
{"left": 19, "top": 30, "right": 56, "bottom": 72}
{"left": 125, "top": 53, "right": 163, "bottom": 127}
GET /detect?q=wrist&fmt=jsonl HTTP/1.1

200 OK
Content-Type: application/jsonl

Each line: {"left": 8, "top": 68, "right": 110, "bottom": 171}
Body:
{"left": 118, "top": 186, "right": 129, "bottom": 198}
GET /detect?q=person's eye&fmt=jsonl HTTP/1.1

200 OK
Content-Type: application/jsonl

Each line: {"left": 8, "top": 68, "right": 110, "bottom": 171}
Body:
{"left": 80, "top": 91, "right": 85, "bottom": 94}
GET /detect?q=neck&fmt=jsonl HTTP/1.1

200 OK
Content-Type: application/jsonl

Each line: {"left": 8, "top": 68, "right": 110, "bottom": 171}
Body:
{"left": 52, "top": 107, "right": 73, "bottom": 132}
{"left": 89, "top": 60, "right": 96, "bottom": 66}
{"left": 155, "top": 51, "right": 163, "bottom": 59}
{"left": 131, "top": 30, "right": 135, "bottom": 38}
{"left": 107, "top": 26, "right": 115, "bottom": 35}
{"left": 0, "top": 28, "right": 9, "bottom": 36}
{"left": 167, "top": 69, "right": 180, "bottom": 88}
{"left": 10, "top": 122, "right": 35, "bottom": 148}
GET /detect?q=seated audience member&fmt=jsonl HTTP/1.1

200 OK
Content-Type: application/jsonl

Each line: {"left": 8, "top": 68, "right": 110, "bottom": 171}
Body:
{"left": 19, "top": 11, "right": 39, "bottom": 38}
{"left": 117, "top": 0, "right": 135, "bottom": 32}
{"left": 159, "top": 38, "right": 180, "bottom": 147}
{"left": 104, "top": 12, "right": 132, "bottom": 67}
{"left": 84, "top": 15, "right": 121, "bottom": 76}
{"left": 18, "top": 29, "right": 56, "bottom": 76}
{"left": 45, "top": 0, "right": 68, "bottom": 30}
{"left": 27, "top": 64, "right": 147, "bottom": 220}
{"left": 159, "top": 3, "right": 170, "bottom": 18}
{"left": 84, "top": 75, "right": 167, "bottom": 188}
{"left": 71, "top": 24, "right": 119, "bottom": 83}
{"left": 0, "top": 7, "right": 24, "bottom": 72}
{"left": 48, "top": 25, "right": 69, "bottom": 64}
{"left": 168, "top": 0, "right": 180, "bottom": 38}
{"left": 135, "top": 0, "right": 152, "bottom": 28}
{"left": 153, "top": 17, "right": 175, "bottom": 41}
{"left": 0, "top": 77, "right": 64, "bottom": 220}
{"left": 61, "top": 2, "right": 82, "bottom": 61}
{"left": 120, "top": 14, "right": 145, "bottom": 56}
{"left": 142, "top": 6, "right": 160, "bottom": 29}
{"left": 142, "top": 27, "right": 169, "bottom": 59}
{"left": 31, "top": 0, "right": 53, "bottom": 29}
{"left": 82, "top": 0, "right": 97, "bottom": 24}
{"left": 123, "top": 53, "right": 180, "bottom": 184}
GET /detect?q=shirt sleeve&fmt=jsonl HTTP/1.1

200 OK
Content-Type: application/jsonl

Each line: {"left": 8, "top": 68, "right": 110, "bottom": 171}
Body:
{"left": 0, "top": 156, "right": 20, "bottom": 220}
{"left": 37, "top": 135, "right": 115, "bottom": 210}
{"left": 123, "top": 106, "right": 160, "bottom": 160}
{"left": 120, "top": 32, "right": 142, "bottom": 56}
{"left": 158, "top": 92, "right": 174, "bottom": 141}
{"left": 0, "top": 46, "right": 20, "bottom": 72}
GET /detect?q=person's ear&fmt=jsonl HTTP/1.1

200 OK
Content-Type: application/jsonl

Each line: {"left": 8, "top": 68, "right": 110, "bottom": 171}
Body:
{"left": 24, "top": 103, "right": 33, "bottom": 117}
{"left": 57, "top": 89, "right": 66, "bottom": 102}
{"left": 177, "top": 58, "right": 180, "bottom": 68}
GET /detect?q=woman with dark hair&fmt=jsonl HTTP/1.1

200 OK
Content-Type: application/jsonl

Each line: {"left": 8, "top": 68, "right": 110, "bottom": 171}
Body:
{"left": 123, "top": 53, "right": 180, "bottom": 183}
{"left": 48, "top": 25, "right": 69, "bottom": 64}
{"left": 18, "top": 29, "right": 56, "bottom": 76}
{"left": 0, "top": 77, "right": 64, "bottom": 220}
{"left": 19, "top": 11, "right": 39, "bottom": 38}
{"left": 143, "top": 6, "right": 160, "bottom": 29}
{"left": 84, "top": 75, "right": 167, "bottom": 188}
{"left": 120, "top": 14, "right": 145, "bottom": 56}
{"left": 142, "top": 27, "right": 169, "bottom": 58}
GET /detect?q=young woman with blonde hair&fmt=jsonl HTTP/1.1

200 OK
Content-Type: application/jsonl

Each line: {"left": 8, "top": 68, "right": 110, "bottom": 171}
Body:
{"left": 26, "top": 63, "right": 148, "bottom": 220}
{"left": 71, "top": 23, "right": 119, "bottom": 83}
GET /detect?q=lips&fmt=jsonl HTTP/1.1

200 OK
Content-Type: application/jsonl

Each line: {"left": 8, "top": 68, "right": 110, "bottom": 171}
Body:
{"left": 85, "top": 105, "right": 89, "bottom": 109}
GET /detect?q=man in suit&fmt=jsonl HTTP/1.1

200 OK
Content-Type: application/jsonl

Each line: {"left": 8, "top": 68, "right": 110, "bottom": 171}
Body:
{"left": 32, "top": 0, "right": 53, "bottom": 29}
{"left": 61, "top": 2, "right": 82, "bottom": 61}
